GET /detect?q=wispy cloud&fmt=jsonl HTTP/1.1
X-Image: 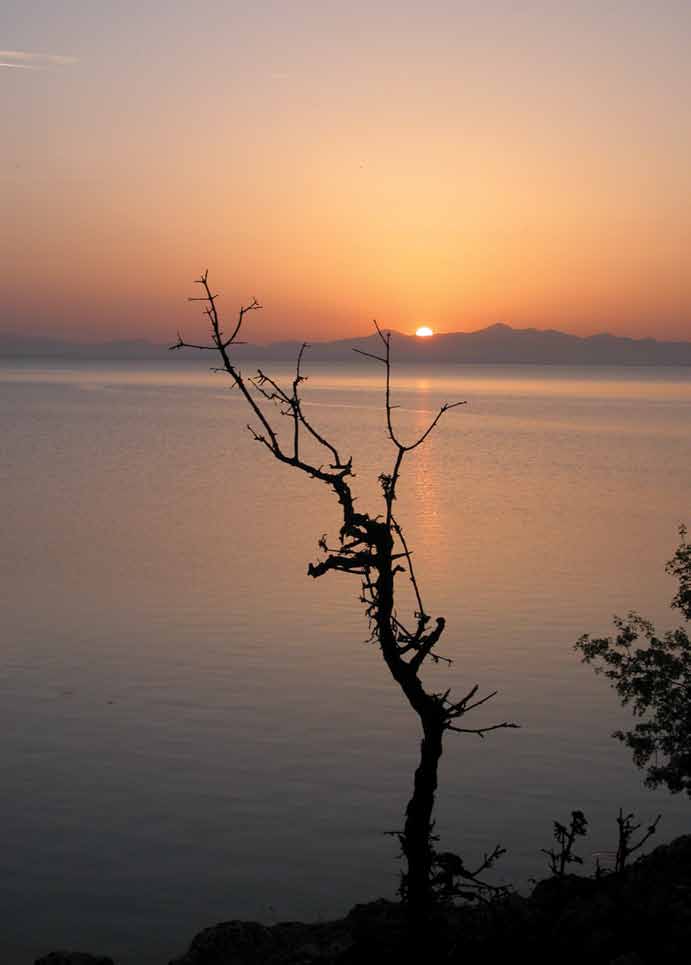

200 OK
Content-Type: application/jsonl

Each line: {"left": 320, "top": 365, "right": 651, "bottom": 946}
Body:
{"left": 0, "top": 50, "right": 77, "bottom": 70}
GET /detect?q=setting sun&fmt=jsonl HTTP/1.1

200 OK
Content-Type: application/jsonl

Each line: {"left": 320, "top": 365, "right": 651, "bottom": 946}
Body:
{"left": 415, "top": 326, "right": 435, "bottom": 337}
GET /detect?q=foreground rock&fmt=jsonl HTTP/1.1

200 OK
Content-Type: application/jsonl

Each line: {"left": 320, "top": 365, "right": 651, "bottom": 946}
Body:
{"left": 168, "top": 898, "right": 444, "bottom": 965}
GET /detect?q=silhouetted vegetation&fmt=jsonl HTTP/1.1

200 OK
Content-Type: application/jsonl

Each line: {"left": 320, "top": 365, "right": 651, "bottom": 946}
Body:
{"left": 427, "top": 843, "right": 508, "bottom": 905}
{"left": 540, "top": 807, "right": 662, "bottom": 881}
{"left": 541, "top": 810, "right": 588, "bottom": 877}
{"left": 613, "top": 808, "right": 661, "bottom": 873}
{"left": 576, "top": 525, "right": 691, "bottom": 796}
{"left": 172, "top": 273, "right": 517, "bottom": 913}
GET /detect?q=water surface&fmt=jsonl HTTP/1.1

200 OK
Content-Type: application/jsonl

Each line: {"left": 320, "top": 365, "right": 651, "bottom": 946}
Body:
{"left": 1, "top": 359, "right": 689, "bottom": 963}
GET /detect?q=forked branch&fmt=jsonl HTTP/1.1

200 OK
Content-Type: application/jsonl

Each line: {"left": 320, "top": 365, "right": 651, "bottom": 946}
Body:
{"left": 355, "top": 321, "right": 465, "bottom": 527}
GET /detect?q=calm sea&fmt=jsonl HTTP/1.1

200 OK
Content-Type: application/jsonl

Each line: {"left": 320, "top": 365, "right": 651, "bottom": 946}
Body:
{"left": 1, "top": 358, "right": 689, "bottom": 963}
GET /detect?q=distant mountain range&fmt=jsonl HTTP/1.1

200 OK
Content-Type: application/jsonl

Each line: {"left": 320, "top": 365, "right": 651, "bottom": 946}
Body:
{"left": 1, "top": 324, "right": 691, "bottom": 365}
{"left": 0, "top": 334, "right": 165, "bottom": 360}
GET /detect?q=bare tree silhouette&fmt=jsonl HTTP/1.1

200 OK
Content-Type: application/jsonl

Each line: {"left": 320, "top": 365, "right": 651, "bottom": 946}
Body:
{"left": 614, "top": 809, "right": 661, "bottom": 873}
{"left": 171, "top": 272, "right": 517, "bottom": 912}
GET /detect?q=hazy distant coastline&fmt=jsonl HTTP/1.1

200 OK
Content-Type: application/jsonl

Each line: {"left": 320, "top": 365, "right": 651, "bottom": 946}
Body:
{"left": 2, "top": 323, "right": 691, "bottom": 365}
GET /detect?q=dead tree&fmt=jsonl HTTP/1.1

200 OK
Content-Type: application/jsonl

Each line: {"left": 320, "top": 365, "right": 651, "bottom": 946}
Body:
{"left": 614, "top": 810, "right": 661, "bottom": 874}
{"left": 171, "top": 272, "right": 517, "bottom": 912}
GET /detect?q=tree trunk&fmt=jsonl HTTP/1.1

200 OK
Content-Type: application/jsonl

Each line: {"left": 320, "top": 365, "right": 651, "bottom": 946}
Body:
{"left": 401, "top": 713, "right": 445, "bottom": 911}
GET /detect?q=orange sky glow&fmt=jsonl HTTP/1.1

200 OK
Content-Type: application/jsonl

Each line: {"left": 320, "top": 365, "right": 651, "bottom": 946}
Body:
{"left": 2, "top": 2, "right": 690, "bottom": 344}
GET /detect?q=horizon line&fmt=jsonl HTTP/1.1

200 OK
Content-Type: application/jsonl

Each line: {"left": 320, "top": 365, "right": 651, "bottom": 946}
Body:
{"left": 1, "top": 321, "right": 689, "bottom": 348}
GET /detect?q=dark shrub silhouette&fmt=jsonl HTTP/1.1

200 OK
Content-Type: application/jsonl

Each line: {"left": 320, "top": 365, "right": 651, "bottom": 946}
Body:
{"left": 541, "top": 810, "right": 588, "bottom": 877}
{"left": 576, "top": 526, "right": 691, "bottom": 796}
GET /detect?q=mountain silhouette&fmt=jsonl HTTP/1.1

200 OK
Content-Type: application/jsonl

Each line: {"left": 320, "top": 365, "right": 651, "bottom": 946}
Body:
{"left": 1, "top": 324, "right": 690, "bottom": 365}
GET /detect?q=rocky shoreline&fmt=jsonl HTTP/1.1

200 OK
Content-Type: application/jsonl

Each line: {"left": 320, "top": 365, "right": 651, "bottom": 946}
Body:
{"left": 35, "top": 834, "right": 691, "bottom": 965}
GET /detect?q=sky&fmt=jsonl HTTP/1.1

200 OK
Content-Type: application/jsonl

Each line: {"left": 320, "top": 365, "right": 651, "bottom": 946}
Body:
{"left": 2, "top": 1, "right": 691, "bottom": 344}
